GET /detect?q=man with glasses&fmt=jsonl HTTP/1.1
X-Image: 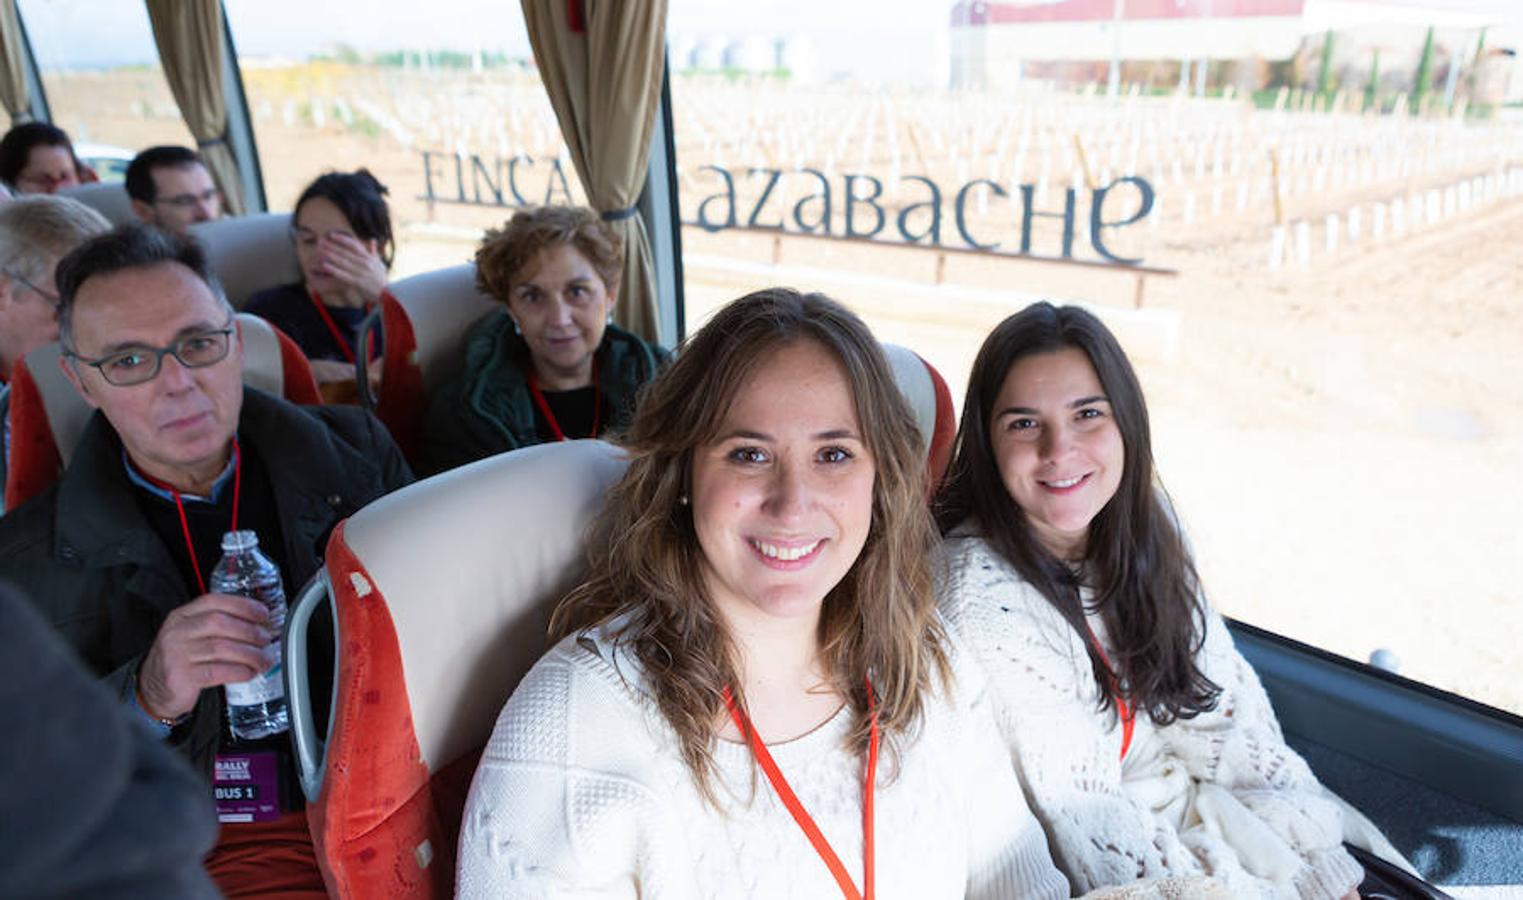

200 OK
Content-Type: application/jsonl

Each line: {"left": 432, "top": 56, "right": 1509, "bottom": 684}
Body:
{"left": 0, "top": 195, "right": 110, "bottom": 513}
{"left": 0, "top": 225, "right": 412, "bottom": 894}
{"left": 126, "top": 146, "right": 224, "bottom": 235}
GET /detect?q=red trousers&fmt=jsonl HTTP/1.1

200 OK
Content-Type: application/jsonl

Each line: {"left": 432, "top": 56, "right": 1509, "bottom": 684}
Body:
{"left": 205, "top": 810, "right": 327, "bottom": 898}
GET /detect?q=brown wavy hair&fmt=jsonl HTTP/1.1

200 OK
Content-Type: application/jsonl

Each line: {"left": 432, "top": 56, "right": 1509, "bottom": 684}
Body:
{"left": 551, "top": 288, "right": 950, "bottom": 803}
{"left": 935, "top": 302, "right": 1220, "bottom": 725}
{"left": 475, "top": 205, "right": 622, "bottom": 302}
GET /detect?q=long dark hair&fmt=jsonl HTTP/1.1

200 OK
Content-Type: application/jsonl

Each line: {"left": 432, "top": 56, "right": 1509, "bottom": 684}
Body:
{"left": 936, "top": 301, "right": 1219, "bottom": 725}
{"left": 552, "top": 288, "right": 949, "bottom": 803}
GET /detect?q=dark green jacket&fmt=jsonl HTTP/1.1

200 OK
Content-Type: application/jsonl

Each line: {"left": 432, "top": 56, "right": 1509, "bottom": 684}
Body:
{"left": 0, "top": 388, "right": 413, "bottom": 775}
{"left": 418, "top": 311, "right": 668, "bottom": 475}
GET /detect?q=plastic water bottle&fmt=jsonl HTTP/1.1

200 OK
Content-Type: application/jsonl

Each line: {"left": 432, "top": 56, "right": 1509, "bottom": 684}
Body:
{"left": 212, "top": 530, "right": 290, "bottom": 740}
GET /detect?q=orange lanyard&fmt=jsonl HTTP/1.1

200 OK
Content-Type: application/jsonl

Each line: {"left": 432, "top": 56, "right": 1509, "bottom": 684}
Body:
{"left": 1082, "top": 620, "right": 1135, "bottom": 761}
{"left": 131, "top": 439, "right": 242, "bottom": 595}
{"left": 722, "top": 682, "right": 877, "bottom": 900}
{"left": 308, "top": 291, "right": 376, "bottom": 365}
{"left": 526, "top": 361, "right": 601, "bottom": 442}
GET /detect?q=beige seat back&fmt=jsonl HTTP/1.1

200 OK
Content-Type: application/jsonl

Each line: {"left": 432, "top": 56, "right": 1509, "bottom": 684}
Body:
{"left": 386, "top": 264, "right": 499, "bottom": 396}
{"left": 59, "top": 183, "right": 136, "bottom": 226}
{"left": 881, "top": 343, "right": 936, "bottom": 452}
{"left": 189, "top": 213, "right": 301, "bottom": 308}
{"left": 286, "top": 439, "right": 626, "bottom": 896}
{"left": 345, "top": 439, "right": 626, "bottom": 772}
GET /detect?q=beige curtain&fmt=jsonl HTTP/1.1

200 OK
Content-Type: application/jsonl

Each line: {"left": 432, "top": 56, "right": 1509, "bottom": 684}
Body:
{"left": 522, "top": 0, "right": 668, "bottom": 343}
{"left": 0, "top": 0, "right": 32, "bottom": 124}
{"left": 144, "top": 0, "right": 246, "bottom": 214}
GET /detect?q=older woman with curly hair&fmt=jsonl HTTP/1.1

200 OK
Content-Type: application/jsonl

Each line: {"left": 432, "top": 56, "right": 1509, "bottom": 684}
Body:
{"left": 455, "top": 288, "right": 1069, "bottom": 899}
{"left": 419, "top": 205, "right": 668, "bottom": 474}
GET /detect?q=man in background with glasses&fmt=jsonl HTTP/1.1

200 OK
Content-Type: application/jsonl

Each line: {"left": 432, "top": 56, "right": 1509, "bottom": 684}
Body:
{"left": 126, "top": 146, "right": 224, "bottom": 236}
{"left": 0, "top": 225, "right": 412, "bottom": 895}
{"left": 0, "top": 195, "right": 110, "bottom": 514}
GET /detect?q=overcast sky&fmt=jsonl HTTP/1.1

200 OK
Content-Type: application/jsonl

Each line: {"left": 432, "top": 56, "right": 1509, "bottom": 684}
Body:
{"left": 16, "top": 0, "right": 1520, "bottom": 72}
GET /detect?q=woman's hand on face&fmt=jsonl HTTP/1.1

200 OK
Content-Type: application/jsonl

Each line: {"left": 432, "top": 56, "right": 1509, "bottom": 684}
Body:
{"left": 317, "top": 232, "right": 387, "bottom": 308}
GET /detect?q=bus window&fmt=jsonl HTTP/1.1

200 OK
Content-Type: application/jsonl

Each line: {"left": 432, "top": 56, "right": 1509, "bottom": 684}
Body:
{"left": 223, "top": 0, "right": 585, "bottom": 280}
{"left": 16, "top": 0, "right": 197, "bottom": 181}
{"left": 667, "top": 1, "right": 1523, "bottom": 716}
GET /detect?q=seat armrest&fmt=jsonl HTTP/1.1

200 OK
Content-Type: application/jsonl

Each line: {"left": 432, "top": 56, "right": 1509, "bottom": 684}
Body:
{"left": 286, "top": 569, "right": 337, "bottom": 801}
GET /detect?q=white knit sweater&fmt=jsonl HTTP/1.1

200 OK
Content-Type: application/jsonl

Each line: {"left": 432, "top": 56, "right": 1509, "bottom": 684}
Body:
{"left": 456, "top": 622, "right": 1071, "bottom": 899}
{"left": 940, "top": 534, "right": 1366, "bottom": 900}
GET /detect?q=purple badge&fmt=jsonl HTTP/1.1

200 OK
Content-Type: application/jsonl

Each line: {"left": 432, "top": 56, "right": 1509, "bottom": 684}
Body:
{"left": 213, "top": 751, "right": 281, "bottom": 823}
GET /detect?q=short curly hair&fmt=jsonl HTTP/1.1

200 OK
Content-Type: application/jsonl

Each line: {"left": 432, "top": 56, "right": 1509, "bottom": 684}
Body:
{"left": 474, "top": 206, "right": 622, "bottom": 303}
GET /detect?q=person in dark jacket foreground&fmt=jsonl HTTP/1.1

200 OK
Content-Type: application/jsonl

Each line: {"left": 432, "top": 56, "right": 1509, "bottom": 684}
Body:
{"left": 0, "top": 583, "right": 219, "bottom": 898}
{"left": 419, "top": 205, "right": 667, "bottom": 475}
{"left": 0, "top": 225, "right": 413, "bottom": 897}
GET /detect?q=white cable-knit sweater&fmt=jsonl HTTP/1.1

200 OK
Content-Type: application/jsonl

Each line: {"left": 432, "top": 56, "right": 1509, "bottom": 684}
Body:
{"left": 456, "top": 622, "right": 1071, "bottom": 899}
{"left": 940, "top": 534, "right": 1366, "bottom": 900}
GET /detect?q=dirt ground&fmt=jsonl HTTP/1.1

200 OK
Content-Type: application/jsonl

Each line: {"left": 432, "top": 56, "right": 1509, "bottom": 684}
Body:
{"left": 41, "top": 68, "right": 1523, "bottom": 716}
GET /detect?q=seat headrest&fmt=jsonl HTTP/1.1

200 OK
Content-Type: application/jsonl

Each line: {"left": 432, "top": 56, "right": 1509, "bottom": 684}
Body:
{"left": 189, "top": 213, "right": 301, "bottom": 308}
{"left": 882, "top": 343, "right": 936, "bottom": 453}
{"left": 386, "top": 264, "right": 499, "bottom": 395}
{"left": 20, "top": 343, "right": 90, "bottom": 469}
{"left": 236, "top": 313, "right": 289, "bottom": 399}
{"left": 337, "top": 440, "right": 629, "bottom": 771}
{"left": 59, "top": 183, "right": 136, "bottom": 226}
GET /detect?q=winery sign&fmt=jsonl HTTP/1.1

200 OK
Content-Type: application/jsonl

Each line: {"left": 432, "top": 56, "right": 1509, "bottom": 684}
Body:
{"left": 419, "top": 150, "right": 1158, "bottom": 267}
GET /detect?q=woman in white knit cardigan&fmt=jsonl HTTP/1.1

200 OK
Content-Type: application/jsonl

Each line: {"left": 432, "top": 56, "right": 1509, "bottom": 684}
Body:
{"left": 935, "top": 302, "right": 1373, "bottom": 899}
{"left": 456, "top": 290, "right": 1069, "bottom": 898}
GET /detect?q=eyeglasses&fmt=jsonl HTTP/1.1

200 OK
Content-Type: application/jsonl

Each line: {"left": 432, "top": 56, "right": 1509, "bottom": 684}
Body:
{"left": 1, "top": 267, "right": 60, "bottom": 308}
{"left": 155, "top": 187, "right": 221, "bottom": 210}
{"left": 64, "top": 322, "right": 235, "bottom": 386}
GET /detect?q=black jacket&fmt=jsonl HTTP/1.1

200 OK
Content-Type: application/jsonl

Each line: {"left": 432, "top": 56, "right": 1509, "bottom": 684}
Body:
{"left": 0, "top": 585, "right": 219, "bottom": 898}
{"left": 0, "top": 388, "right": 413, "bottom": 775}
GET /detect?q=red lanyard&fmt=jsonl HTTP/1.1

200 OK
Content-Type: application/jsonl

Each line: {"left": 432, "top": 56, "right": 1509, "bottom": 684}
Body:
{"left": 132, "top": 439, "right": 242, "bottom": 595}
{"left": 526, "top": 360, "right": 601, "bottom": 441}
{"left": 722, "top": 681, "right": 877, "bottom": 900}
{"left": 1082, "top": 620, "right": 1135, "bottom": 761}
{"left": 308, "top": 291, "right": 376, "bottom": 365}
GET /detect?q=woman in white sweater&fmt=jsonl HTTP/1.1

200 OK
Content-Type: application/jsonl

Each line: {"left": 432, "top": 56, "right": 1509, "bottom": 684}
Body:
{"left": 456, "top": 289, "right": 1068, "bottom": 898}
{"left": 935, "top": 302, "right": 1370, "bottom": 899}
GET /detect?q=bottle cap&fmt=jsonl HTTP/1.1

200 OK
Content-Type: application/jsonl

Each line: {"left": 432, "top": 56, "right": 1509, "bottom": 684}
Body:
{"left": 220, "top": 530, "right": 260, "bottom": 554}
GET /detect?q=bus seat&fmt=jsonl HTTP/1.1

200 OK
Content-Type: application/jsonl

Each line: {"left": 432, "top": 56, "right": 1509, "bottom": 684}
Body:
{"left": 285, "top": 439, "right": 626, "bottom": 899}
{"left": 881, "top": 342, "right": 956, "bottom": 493}
{"left": 189, "top": 213, "right": 301, "bottom": 308}
{"left": 2, "top": 314, "right": 320, "bottom": 511}
{"left": 59, "top": 182, "right": 136, "bottom": 226}
{"left": 371, "top": 264, "right": 498, "bottom": 463}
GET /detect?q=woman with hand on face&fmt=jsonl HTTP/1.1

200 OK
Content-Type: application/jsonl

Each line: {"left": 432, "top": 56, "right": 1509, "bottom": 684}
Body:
{"left": 243, "top": 169, "right": 394, "bottom": 404}
{"left": 419, "top": 205, "right": 666, "bottom": 474}
{"left": 456, "top": 289, "right": 1068, "bottom": 899}
{"left": 936, "top": 302, "right": 1377, "bottom": 899}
